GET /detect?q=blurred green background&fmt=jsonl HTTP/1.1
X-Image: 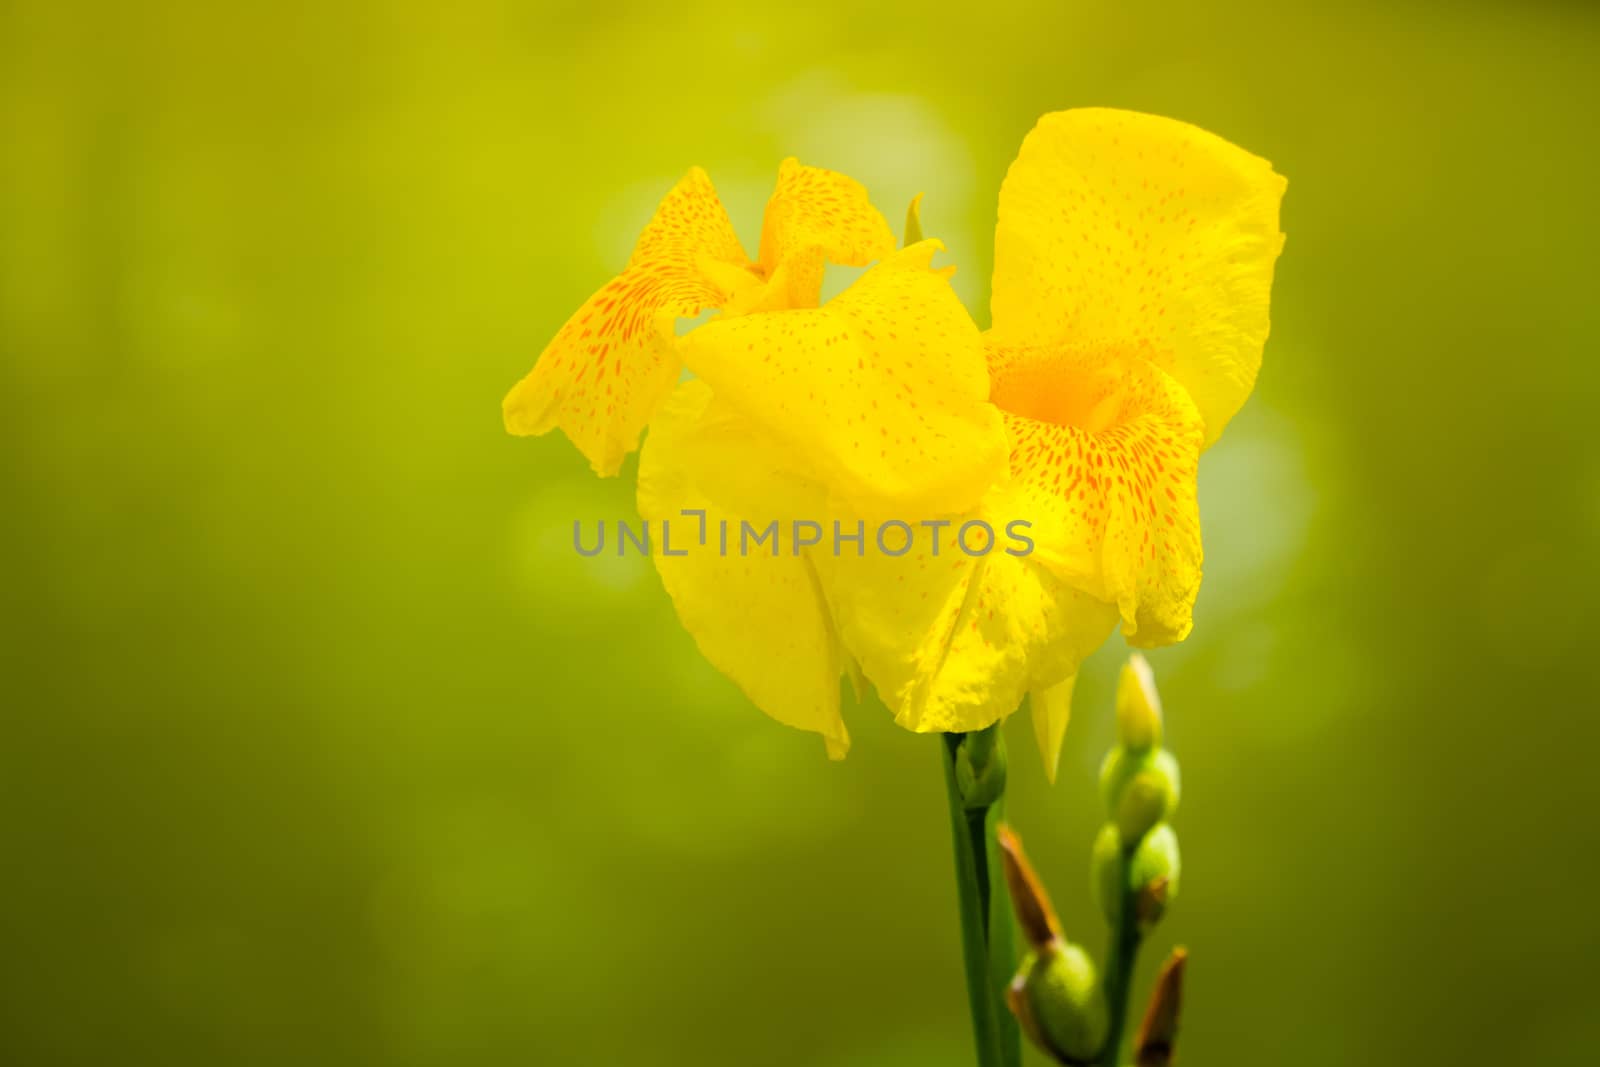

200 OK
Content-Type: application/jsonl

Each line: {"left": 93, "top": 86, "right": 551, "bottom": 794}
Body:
{"left": 4, "top": 1, "right": 1598, "bottom": 1064}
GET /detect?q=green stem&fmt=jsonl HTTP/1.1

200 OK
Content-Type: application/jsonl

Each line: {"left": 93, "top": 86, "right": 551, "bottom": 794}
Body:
{"left": 983, "top": 796, "right": 1021, "bottom": 1067}
{"left": 1099, "top": 847, "right": 1145, "bottom": 1066}
{"left": 940, "top": 730, "right": 1021, "bottom": 1067}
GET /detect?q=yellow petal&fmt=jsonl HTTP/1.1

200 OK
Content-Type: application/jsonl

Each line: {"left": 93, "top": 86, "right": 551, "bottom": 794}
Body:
{"left": 636, "top": 381, "right": 850, "bottom": 758}
{"left": 756, "top": 158, "right": 896, "bottom": 308}
{"left": 1030, "top": 674, "right": 1077, "bottom": 785}
{"left": 679, "top": 241, "right": 1008, "bottom": 515}
{"left": 990, "top": 108, "right": 1286, "bottom": 447}
{"left": 503, "top": 168, "right": 752, "bottom": 476}
{"left": 991, "top": 341, "right": 1205, "bottom": 646}
{"left": 816, "top": 487, "right": 1120, "bottom": 736}
{"left": 630, "top": 168, "right": 751, "bottom": 271}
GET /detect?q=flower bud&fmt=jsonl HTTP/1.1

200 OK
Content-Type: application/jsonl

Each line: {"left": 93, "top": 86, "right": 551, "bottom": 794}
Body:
{"left": 903, "top": 192, "right": 926, "bottom": 246}
{"left": 1116, "top": 653, "right": 1163, "bottom": 751}
{"left": 1090, "top": 823, "right": 1122, "bottom": 925}
{"left": 1092, "top": 823, "right": 1181, "bottom": 930}
{"left": 1130, "top": 824, "right": 1181, "bottom": 929}
{"left": 1099, "top": 747, "right": 1180, "bottom": 845}
{"left": 955, "top": 725, "right": 1007, "bottom": 811}
{"left": 1008, "top": 942, "right": 1108, "bottom": 1065}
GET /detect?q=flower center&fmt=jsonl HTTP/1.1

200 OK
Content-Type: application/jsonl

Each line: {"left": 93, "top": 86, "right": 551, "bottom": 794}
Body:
{"left": 987, "top": 342, "right": 1137, "bottom": 434}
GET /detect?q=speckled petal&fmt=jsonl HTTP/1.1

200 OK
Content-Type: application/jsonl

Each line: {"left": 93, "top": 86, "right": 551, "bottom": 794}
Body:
{"left": 991, "top": 108, "right": 1286, "bottom": 447}
{"left": 755, "top": 158, "right": 897, "bottom": 308}
{"left": 503, "top": 168, "right": 752, "bottom": 476}
{"left": 991, "top": 340, "right": 1206, "bottom": 646}
{"left": 679, "top": 241, "right": 1008, "bottom": 515}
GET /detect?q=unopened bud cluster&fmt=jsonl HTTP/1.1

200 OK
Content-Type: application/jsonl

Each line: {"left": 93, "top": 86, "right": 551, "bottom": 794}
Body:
{"left": 1004, "top": 655, "right": 1189, "bottom": 1066}
{"left": 1092, "top": 655, "right": 1182, "bottom": 930}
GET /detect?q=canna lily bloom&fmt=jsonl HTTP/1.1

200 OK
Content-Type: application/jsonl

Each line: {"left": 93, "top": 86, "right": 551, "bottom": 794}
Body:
{"left": 502, "top": 160, "right": 895, "bottom": 475}
{"left": 822, "top": 109, "right": 1286, "bottom": 776}
{"left": 584, "top": 110, "right": 1284, "bottom": 768}
{"left": 636, "top": 241, "right": 1010, "bottom": 757}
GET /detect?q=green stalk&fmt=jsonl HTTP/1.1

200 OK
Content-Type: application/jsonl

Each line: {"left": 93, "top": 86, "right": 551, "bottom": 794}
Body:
{"left": 940, "top": 730, "right": 1021, "bottom": 1067}
{"left": 1098, "top": 846, "right": 1144, "bottom": 1066}
{"left": 984, "top": 795, "right": 1022, "bottom": 1067}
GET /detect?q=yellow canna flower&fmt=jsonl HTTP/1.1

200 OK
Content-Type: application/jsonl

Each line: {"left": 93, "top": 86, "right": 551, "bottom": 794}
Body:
{"left": 636, "top": 241, "right": 1011, "bottom": 757}
{"left": 503, "top": 160, "right": 896, "bottom": 475}
{"left": 614, "top": 110, "right": 1283, "bottom": 769}
{"left": 818, "top": 109, "right": 1286, "bottom": 776}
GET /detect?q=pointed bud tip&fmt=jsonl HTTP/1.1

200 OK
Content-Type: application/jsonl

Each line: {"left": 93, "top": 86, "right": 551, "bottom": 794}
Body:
{"left": 997, "top": 823, "right": 1062, "bottom": 950}
{"left": 1134, "top": 948, "right": 1188, "bottom": 1067}
{"left": 1116, "top": 653, "right": 1163, "bottom": 751}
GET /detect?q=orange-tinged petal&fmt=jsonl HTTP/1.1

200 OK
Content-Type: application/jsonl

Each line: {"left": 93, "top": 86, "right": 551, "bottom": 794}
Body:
{"left": 503, "top": 168, "right": 753, "bottom": 476}
{"left": 630, "top": 167, "right": 750, "bottom": 270}
{"left": 756, "top": 158, "right": 896, "bottom": 308}
{"left": 992, "top": 341, "right": 1205, "bottom": 646}
{"left": 636, "top": 381, "right": 850, "bottom": 758}
{"left": 991, "top": 108, "right": 1286, "bottom": 447}
{"left": 679, "top": 241, "right": 1008, "bottom": 516}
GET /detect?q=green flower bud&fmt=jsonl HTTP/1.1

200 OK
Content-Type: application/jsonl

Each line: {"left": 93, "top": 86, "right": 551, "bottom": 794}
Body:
{"left": 1130, "top": 824, "right": 1181, "bottom": 929}
{"left": 1115, "top": 653, "right": 1163, "bottom": 751}
{"left": 1099, "top": 747, "right": 1180, "bottom": 845}
{"left": 1008, "top": 942, "right": 1108, "bottom": 1065}
{"left": 1097, "top": 747, "right": 1134, "bottom": 813}
{"left": 955, "top": 725, "right": 1007, "bottom": 811}
{"left": 1092, "top": 823, "right": 1181, "bottom": 930}
{"left": 1090, "top": 823, "right": 1122, "bottom": 925}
